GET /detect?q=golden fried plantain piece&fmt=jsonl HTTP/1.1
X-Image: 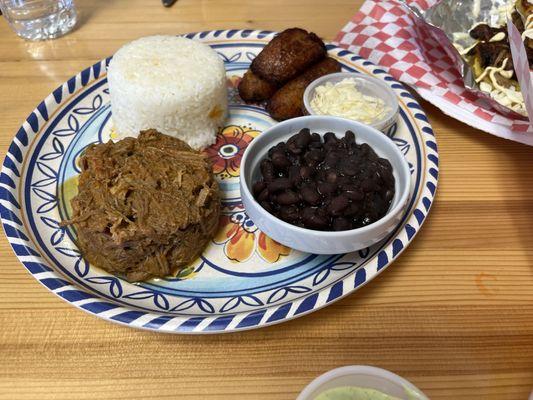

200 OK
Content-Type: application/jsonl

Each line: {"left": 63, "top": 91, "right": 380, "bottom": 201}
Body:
{"left": 251, "top": 28, "right": 327, "bottom": 85}
{"left": 238, "top": 70, "right": 279, "bottom": 103}
{"left": 267, "top": 57, "right": 341, "bottom": 121}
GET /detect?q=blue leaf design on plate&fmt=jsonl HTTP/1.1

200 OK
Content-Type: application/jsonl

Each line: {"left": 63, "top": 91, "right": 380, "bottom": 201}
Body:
{"left": 171, "top": 298, "right": 196, "bottom": 312}
{"left": 31, "top": 177, "right": 56, "bottom": 188}
{"left": 312, "top": 268, "right": 331, "bottom": 286}
{"left": 217, "top": 52, "right": 230, "bottom": 62}
{"left": 154, "top": 294, "right": 170, "bottom": 310}
{"left": 32, "top": 187, "right": 56, "bottom": 202}
{"left": 50, "top": 229, "right": 65, "bottom": 246}
{"left": 86, "top": 276, "right": 123, "bottom": 298}
{"left": 226, "top": 52, "right": 241, "bottom": 62}
{"left": 196, "top": 298, "right": 215, "bottom": 314}
{"left": 53, "top": 114, "right": 79, "bottom": 136}
{"left": 267, "top": 285, "right": 311, "bottom": 304}
{"left": 240, "top": 295, "right": 263, "bottom": 307}
{"left": 358, "top": 248, "right": 370, "bottom": 258}
{"left": 172, "top": 298, "right": 214, "bottom": 313}
{"left": 268, "top": 288, "right": 288, "bottom": 304}
{"left": 74, "top": 94, "right": 103, "bottom": 114}
{"left": 331, "top": 262, "right": 356, "bottom": 271}
{"left": 39, "top": 137, "right": 65, "bottom": 161}
{"left": 36, "top": 199, "right": 58, "bottom": 214}
{"left": 40, "top": 216, "right": 61, "bottom": 229}
{"left": 393, "top": 137, "right": 410, "bottom": 155}
{"left": 36, "top": 162, "right": 57, "bottom": 179}
{"left": 56, "top": 247, "right": 81, "bottom": 257}
{"left": 245, "top": 52, "right": 256, "bottom": 61}
{"left": 385, "top": 123, "right": 397, "bottom": 138}
{"left": 221, "top": 294, "right": 263, "bottom": 312}
{"left": 220, "top": 296, "right": 241, "bottom": 312}
{"left": 74, "top": 257, "right": 90, "bottom": 277}
{"left": 123, "top": 291, "right": 170, "bottom": 310}
{"left": 92, "top": 94, "right": 102, "bottom": 109}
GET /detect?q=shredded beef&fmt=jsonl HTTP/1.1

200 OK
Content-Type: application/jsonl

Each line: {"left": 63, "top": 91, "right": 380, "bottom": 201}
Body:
{"left": 64, "top": 129, "right": 220, "bottom": 281}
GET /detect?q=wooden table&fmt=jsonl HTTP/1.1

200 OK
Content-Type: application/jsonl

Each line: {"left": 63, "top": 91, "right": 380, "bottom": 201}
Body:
{"left": 1, "top": 1, "right": 532, "bottom": 399}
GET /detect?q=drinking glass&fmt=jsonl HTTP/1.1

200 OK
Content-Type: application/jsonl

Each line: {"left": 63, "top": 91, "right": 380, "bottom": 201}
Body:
{"left": 0, "top": 0, "right": 77, "bottom": 40}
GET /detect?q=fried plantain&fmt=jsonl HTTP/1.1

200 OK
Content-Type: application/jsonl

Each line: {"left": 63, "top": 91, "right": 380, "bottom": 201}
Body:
{"left": 267, "top": 57, "right": 341, "bottom": 121}
{"left": 251, "top": 28, "right": 327, "bottom": 85}
{"left": 238, "top": 70, "right": 279, "bottom": 103}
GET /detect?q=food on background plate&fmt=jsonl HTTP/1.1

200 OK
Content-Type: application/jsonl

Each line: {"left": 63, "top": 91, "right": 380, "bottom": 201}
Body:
{"left": 63, "top": 130, "right": 220, "bottom": 282}
{"left": 251, "top": 27, "right": 327, "bottom": 85}
{"left": 309, "top": 77, "right": 391, "bottom": 124}
{"left": 238, "top": 70, "right": 279, "bottom": 102}
{"left": 267, "top": 57, "right": 341, "bottom": 121}
{"left": 252, "top": 128, "right": 395, "bottom": 231}
{"left": 107, "top": 35, "right": 228, "bottom": 150}
{"left": 238, "top": 27, "right": 339, "bottom": 121}
{"left": 454, "top": 0, "right": 533, "bottom": 115}
{"left": 313, "top": 386, "right": 400, "bottom": 400}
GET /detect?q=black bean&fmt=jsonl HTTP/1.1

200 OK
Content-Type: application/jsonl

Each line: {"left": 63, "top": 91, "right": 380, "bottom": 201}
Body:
{"left": 260, "top": 200, "right": 273, "bottom": 213}
{"left": 361, "top": 178, "right": 376, "bottom": 193}
{"left": 287, "top": 138, "right": 303, "bottom": 155}
{"left": 257, "top": 188, "right": 269, "bottom": 202}
{"left": 326, "top": 171, "right": 338, "bottom": 184}
{"left": 260, "top": 159, "right": 275, "bottom": 182}
{"left": 299, "top": 165, "right": 313, "bottom": 179}
{"left": 324, "top": 132, "right": 337, "bottom": 143}
{"left": 268, "top": 178, "right": 292, "bottom": 193}
{"left": 301, "top": 186, "right": 321, "bottom": 205}
{"left": 253, "top": 129, "right": 395, "bottom": 231}
{"left": 328, "top": 195, "right": 349, "bottom": 216}
{"left": 345, "top": 188, "right": 364, "bottom": 201}
{"left": 324, "top": 152, "right": 338, "bottom": 168}
{"left": 302, "top": 208, "right": 328, "bottom": 230}
{"left": 345, "top": 202, "right": 360, "bottom": 216}
{"left": 288, "top": 165, "right": 301, "bottom": 185}
{"left": 304, "top": 149, "right": 324, "bottom": 165}
{"left": 295, "top": 129, "right": 312, "bottom": 148}
{"left": 317, "top": 181, "right": 336, "bottom": 196}
{"left": 279, "top": 205, "right": 299, "bottom": 222}
{"left": 271, "top": 151, "right": 291, "bottom": 170}
{"left": 252, "top": 180, "right": 266, "bottom": 196}
{"left": 340, "top": 159, "right": 358, "bottom": 176}
{"left": 344, "top": 130, "right": 355, "bottom": 145}
{"left": 277, "top": 190, "right": 300, "bottom": 205}
{"left": 360, "top": 143, "right": 371, "bottom": 154}
{"left": 306, "top": 214, "right": 329, "bottom": 230}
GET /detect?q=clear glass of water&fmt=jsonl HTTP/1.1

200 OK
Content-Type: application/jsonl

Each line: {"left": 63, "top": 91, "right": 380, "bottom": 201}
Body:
{"left": 0, "top": 0, "right": 77, "bottom": 41}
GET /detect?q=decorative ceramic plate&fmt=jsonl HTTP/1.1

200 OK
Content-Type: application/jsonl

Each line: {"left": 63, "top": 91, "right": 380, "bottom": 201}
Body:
{"left": 0, "top": 30, "right": 438, "bottom": 333}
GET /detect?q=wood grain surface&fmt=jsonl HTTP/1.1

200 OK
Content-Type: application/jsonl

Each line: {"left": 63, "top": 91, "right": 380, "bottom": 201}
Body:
{"left": 1, "top": 1, "right": 532, "bottom": 399}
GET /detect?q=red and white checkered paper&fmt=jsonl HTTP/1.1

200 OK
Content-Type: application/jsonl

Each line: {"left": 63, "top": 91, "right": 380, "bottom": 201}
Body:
{"left": 334, "top": 0, "right": 533, "bottom": 145}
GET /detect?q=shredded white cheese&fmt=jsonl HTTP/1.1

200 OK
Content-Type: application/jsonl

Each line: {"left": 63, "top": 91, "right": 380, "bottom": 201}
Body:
{"left": 456, "top": 41, "right": 479, "bottom": 55}
{"left": 474, "top": 57, "right": 526, "bottom": 114}
{"left": 489, "top": 32, "right": 506, "bottom": 42}
{"left": 310, "top": 78, "right": 391, "bottom": 124}
{"left": 522, "top": 13, "right": 533, "bottom": 40}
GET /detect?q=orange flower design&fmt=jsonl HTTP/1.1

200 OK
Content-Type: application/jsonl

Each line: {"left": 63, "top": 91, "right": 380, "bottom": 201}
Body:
{"left": 214, "top": 210, "right": 291, "bottom": 263}
{"left": 204, "top": 125, "right": 259, "bottom": 179}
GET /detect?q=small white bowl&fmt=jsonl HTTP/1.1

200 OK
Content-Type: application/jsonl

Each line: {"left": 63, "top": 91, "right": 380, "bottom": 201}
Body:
{"left": 303, "top": 72, "right": 399, "bottom": 132}
{"left": 297, "top": 365, "right": 429, "bottom": 400}
{"left": 239, "top": 115, "right": 410, "bottom": 254}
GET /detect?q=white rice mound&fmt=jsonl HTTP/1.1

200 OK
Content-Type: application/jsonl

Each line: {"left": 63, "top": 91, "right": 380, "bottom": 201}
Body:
{"left": 107, "top": 35, "right": 228, "bottom": 149}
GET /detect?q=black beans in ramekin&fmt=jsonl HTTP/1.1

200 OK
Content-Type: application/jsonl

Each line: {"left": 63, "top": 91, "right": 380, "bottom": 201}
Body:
{"left": 252, "top": 128, "right": 395, "bottom": 231}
